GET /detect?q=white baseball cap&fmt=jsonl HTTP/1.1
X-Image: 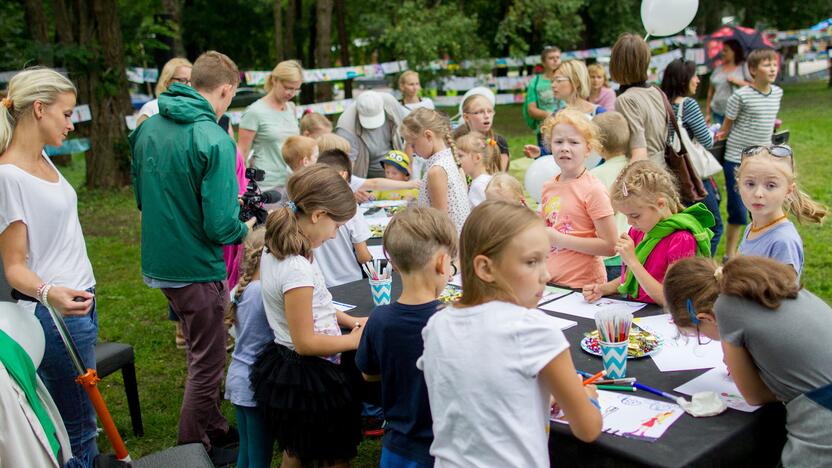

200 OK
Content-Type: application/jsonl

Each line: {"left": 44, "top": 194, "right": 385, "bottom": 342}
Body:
{"left": 356, "top": 91, "right": 385, "bottom": 129}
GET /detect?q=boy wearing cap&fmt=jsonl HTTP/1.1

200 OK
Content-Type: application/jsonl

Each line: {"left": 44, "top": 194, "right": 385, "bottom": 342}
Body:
{"left": 335, "top": 90, "right": 406, "bottom": 178}
{"left": 374, "top": 150, "right": 419, "bottom": 201}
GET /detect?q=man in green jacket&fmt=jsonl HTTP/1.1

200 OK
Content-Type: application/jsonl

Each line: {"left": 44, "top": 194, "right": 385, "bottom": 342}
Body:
{"left": 130, "top": 50, "right": 253, "bottom": 464}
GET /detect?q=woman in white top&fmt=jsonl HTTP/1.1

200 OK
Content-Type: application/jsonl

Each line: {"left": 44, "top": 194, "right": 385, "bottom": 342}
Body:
{"left": 135, "top": 57, "right": 192, "bottom": 127}
{"left": 398, "top": 70, "right": 435, "bottom": 113}
{"left": 0, "top": 68, "right": 99, "bottom": 466}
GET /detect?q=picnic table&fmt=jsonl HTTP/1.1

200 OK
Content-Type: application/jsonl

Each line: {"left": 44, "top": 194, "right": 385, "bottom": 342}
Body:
{"left": 329, "top": 276, "right": 787, "bottom": 467}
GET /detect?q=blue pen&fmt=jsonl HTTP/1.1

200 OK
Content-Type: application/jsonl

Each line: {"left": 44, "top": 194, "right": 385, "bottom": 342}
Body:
{"left": 576, "top": 370, "right": 594, "bottom": 379}
{"left": 633, "top": 382, "right": 679, "bottom": 402}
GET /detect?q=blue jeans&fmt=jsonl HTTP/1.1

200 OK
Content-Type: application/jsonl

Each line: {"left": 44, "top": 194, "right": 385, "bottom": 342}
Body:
{"left": 723, "top": 161, "right": 748, "bottom": 226}
{"left": 381, "top": 447, "right": 431, "bottom": 468}
{"left": 711, "top": 111, "right": 725, "bottom": 125}
{"left": 536, "top": 131, "right": 551, "bottom": 156}
{"left": 234, "top": 405, "right": 274, "bottom": 468}
{"left": 34, "top": 288, "right": 99, "bottom": 467}
{"left": 685, "top": 177, "right": 724, "bottom": 255}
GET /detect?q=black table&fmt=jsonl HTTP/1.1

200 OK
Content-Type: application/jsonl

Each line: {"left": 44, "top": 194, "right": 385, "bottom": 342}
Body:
{"left": 330, "top": 277, "right": 786, "bottom": 468}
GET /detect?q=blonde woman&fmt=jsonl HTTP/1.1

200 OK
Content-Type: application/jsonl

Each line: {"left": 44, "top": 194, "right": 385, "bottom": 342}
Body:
{"left": 238, "top": 60, "right": 304, "bottom": 192}
{"left": 136, "top": 57, "right": 193, "bottom": 127}
{"left": 398, "top": 70, "right": 434, "bottom": 113}
{"left": 587, "top": 63, "right": 616, "bottom": 111}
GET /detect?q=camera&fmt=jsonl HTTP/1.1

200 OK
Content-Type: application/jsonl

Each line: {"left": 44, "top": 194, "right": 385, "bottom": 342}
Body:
{"left": 239, "top": 168, "right": 281, "bottom": 226}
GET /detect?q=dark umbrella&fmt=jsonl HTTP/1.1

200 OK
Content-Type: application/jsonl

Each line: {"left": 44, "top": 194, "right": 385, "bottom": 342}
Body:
{"left": 704, "top": 26, "right": 776, "bottom": 67}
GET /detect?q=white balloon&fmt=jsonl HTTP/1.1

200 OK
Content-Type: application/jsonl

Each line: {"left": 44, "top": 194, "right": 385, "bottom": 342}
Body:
{"left": 0, "top": 302, "right": 45, "bottom": 366}
{"left": 641, "top": 0, "right": 698, "bottom": 37}
{"left": 524, "top": 156, "right": 561, "bottom": 203}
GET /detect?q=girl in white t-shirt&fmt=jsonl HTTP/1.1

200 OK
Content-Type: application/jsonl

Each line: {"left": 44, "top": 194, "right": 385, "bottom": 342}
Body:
{"left": 454, "top": 130, "right": 501, "bottom": 208}
{"left": 250, "top": 164, "right": 366, "bottom": 467}
{"left": 418, "top": 201, "right": 602, "bottom": 467}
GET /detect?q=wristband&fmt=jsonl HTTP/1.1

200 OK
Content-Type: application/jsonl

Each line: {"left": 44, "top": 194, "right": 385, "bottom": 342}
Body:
{"left": 35, "top": 282, "right": 47, "bottom": 299}
{"left": 589, "top": 397, "right": 601, "bottom": 410}
{"left": 40, "top": 284, "right": 53, "bottom": 307}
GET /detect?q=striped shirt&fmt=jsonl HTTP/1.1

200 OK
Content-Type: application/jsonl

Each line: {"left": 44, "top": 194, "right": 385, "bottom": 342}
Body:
{"left": 724, "top": 85, "right": 783, "bottom": 163}
{"left": 671, "top": 97, "right": 713, "bottom": 149}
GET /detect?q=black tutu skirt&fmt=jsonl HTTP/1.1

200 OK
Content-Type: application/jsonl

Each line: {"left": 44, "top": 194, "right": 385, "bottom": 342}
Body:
{"left": 250, "top": 342, "right": 362, "bottom": 465}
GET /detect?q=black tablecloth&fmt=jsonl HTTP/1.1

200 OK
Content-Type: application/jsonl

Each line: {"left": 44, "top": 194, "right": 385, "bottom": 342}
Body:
{"left": 330, "top": 276, "right": 786, "bottom": 468}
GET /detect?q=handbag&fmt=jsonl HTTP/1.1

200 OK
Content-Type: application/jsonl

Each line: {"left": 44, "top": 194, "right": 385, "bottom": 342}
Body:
{"left": 674, "top": 99, "right": 723, "bottom": 178}
{"left": 660, "top": 90, "right": 707, "bottom": 202}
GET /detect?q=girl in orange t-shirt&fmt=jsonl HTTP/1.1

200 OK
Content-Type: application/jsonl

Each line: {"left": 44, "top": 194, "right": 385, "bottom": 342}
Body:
{"left": 539, "top": 109, "right": 617, "bottom": 287}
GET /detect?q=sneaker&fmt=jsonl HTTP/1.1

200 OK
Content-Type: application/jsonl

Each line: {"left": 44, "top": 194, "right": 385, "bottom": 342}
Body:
{"left": 363, "top": 417, "right": 385, "bottom": 438}
{"left": 210, "top": 426, "right": 239, "bottom": 449}
{"left": 207, "top": 445, "right": 238, "bottom": 468}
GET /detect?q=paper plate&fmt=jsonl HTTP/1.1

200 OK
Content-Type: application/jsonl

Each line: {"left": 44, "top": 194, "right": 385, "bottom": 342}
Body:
{"left": 580, "top": 327, "right": 662, "bottom": 359}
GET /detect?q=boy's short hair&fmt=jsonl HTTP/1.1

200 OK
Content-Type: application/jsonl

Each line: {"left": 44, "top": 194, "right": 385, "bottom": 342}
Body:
{"left": 316, "top": 132, "right": 351, "bottom": 154}
{"left": 282, "top": 135, "right": 318, "bottom": 171}
{"left": 300, "top": 112, "right": 332, "bottom": 135}
{"left": 383, "top": 207, "right": 458, "bottom": 274}
{"left": 746, "top": 49, "right": 778, "bottom": 77}
{"left": 593, "top": 111, "right": 630, "bottom": 157}
{"left": 191, "top": 51, "right": 240, "bottom": 92}
{"left": 316, "top": 148, "right": 352, "bottom": 180}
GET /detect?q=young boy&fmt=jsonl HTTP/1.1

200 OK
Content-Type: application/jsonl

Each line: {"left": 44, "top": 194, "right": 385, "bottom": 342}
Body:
{"left": 300, "top": 111, "right": 333, "bottom": 138}
{"left": 313, "top": 150, "right": 374, "bottom": 287}
{"left": 716, "top": 48, "right": 783, "bottom": 258}
{"left": 281, "top": 135, "right": 319, "bottom": 172}
{"left": 590, "top": 111, "right": 631, "bottom": 281}
{"left": 374, "top": 150, "right": 419, "bottom": 201}
{"left": 355, "top": 207, "right": 458, "bottom": 468}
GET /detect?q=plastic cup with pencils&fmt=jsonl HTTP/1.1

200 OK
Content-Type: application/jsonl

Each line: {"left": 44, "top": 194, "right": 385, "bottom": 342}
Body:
{"left": 595, "top": 310, "right": 632, "bottom": 380}
{"left": 364, "top": 260, "right": 392, "bottom": 306}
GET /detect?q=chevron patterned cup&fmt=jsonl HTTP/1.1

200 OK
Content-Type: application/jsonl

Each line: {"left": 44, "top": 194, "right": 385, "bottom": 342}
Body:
{"left": 599, "top": 340, "right": 628, "bottom": 379}
{"left": 369, "top": 278, "right": 393, "bottom": 306}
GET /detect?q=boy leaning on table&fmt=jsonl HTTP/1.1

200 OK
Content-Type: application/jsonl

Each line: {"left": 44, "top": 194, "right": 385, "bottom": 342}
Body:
{"left": 355, "top": 207, "right": 459, "bottom": 468}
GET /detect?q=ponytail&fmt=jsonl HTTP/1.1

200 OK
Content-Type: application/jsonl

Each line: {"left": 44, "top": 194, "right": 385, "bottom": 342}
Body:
{"left": 664, "top": 256, "right": 800, "bottom": 328}
{"left": 786, "top": 188, "right": 827, "bottom": 224}
{"left": 227, "top": 227, "right": 266, "bottom": 327}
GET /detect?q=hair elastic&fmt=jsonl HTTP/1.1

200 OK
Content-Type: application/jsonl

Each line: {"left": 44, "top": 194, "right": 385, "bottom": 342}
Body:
{"left": 713, "top": 266, "right": 724, "bottom": 282}
{"left": 686, "top": 298, "right": 700, "bottom": 324}
{"left": 1, "top": 97, "right": 12, "bottom": 110}
{"left": 487, "top": 138, "right": 497, "bottom": 147}
{"left": 285, "top": 200, "right": 297, "bottom": 213}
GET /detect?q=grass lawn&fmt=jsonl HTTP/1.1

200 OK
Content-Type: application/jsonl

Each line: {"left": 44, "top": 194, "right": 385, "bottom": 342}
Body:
{"left": 70, "top": 81, "right": 829, "bottom": 462}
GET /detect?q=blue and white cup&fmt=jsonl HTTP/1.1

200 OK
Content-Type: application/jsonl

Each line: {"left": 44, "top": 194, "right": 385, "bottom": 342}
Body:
{"left": 369, "top": 278, "right": 392, "bottom": 306}
{"left": 599, "top": 340, "right": 628, "bottom": 379}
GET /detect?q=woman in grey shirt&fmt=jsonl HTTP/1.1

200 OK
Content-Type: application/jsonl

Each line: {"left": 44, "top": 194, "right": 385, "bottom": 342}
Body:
{"left": 705, "top": 40, "right": 751, "bottom": 124}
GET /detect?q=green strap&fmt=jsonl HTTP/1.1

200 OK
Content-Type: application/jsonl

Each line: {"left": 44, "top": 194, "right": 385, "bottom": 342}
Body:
{"left": 0, "top": 329, "right": 61, "bottom": 462}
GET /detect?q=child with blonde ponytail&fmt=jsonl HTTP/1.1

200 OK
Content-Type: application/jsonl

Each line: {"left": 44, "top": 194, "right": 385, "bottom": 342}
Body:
{"left": 454, "top": 130, "right": 501, "bottom": 207}
{"left": 735, "top": 145, "right": 826, "bottom": 279}
{"left": 401, "top": 108, "right": 470, "bottom": 232}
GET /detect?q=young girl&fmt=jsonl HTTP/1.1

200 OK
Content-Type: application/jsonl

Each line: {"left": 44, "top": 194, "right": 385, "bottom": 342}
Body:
{"left": 455, "top": 130, "right": 500, "bottom": 208}
{"left": 458, "top": 90, "right": 510, "bottom": 170}
{"left": 250, "top": 164, "right": 366, "bottom": 467}
{"left": 400, "top": 108, "right": 470, "bottom": 232}
{"left": 582, "top": 161, "right": 714, "bottom": 305}
{"left": 735, "top": 145, "right": 827, "bottom": 279}
{"left": 485, "top": 172, "right": 527, "bottom": 207}
{"left": 538, "top": 109, "right": 617, "bottom": 288}
{"left": 418, "top": 201, "right": 602, "bottom": 466}
{"left": 663, "top": 256, "right": 832, "bottom": 466}
{"left": 224, "top": 228, "right": 272, "bottom": 468}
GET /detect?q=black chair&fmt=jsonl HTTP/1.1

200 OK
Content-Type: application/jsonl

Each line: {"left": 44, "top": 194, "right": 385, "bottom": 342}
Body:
{"left": 95, "top": 341, "right": 144, "bottom": 437}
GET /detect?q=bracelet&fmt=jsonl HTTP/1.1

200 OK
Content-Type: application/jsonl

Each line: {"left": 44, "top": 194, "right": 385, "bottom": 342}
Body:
{"left": 35, "top": 282, "right": 47, "bottom": 299}
{"left": 40, "top": 284, "right": 53, "bottom": 307}
{"left": 589, "top": 397, "right": 601, "bottom": 410}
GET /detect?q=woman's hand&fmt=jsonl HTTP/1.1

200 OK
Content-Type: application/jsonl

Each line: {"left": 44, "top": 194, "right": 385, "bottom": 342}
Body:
{"left": 615, "top": 233, "right": 637, "bottom": 266}
{"left": 523, "top": 144, "right": 542, "bottom": 159}
{"left": 47, "top": 286, "right": 94, "bottom": 316}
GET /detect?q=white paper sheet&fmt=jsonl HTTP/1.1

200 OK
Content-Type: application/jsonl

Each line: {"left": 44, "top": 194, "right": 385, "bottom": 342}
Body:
{"left": 332, "top": 301, "right": 357, "bottom": 312}
{"left": 538, "top": 292, "right": 646, "bottom": 320}
{"left": 368, "top": 245, "right": 386, "bottom": 260}
{"left": 544, "top": 315, "right": 578, "bottom": 331}
{"left": 674, "top": 365, "right": 761, "bottom": 412}
{"left": 552, "top": 390, "right": 685, "bottom": 441}
{"left": 538, "top": 285, "right": 572, "bottom": 305}
{"left": 449, "top": 274, "right": 462, "bottom": 287}
{"left": 634, "top": 315, "right": 724, "bottom": 372}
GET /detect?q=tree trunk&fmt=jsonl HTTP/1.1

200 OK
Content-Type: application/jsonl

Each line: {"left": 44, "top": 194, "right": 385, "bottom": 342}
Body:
{"left": 273, "top": 0, "right": 283, "bottom": 61}
{"left": 22, "top": 0, "right": 51, "bottom": 64}
{"left": 335, "top": 0, "right": 352, "bottom": 98}
{"left": 160, "top": 0, "right": 186, "bottom": 57}
{"left": 285, "top": 0, "right": 296, "bottom": 59}
{"left": 314, "top": 0, "right": 333, "bottom": 102}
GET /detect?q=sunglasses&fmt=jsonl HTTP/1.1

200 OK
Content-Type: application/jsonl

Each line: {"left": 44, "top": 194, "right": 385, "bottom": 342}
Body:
{"left": 741, "top": 144, "right": 793, "bottom": 167}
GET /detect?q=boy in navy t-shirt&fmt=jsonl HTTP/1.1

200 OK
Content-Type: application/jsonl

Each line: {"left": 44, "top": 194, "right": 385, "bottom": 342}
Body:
{"left": 356, "top": 207, "right": 459, "bottom": 467}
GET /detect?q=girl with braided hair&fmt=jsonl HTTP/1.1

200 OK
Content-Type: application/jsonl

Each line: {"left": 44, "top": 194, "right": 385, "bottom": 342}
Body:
{"left": 582, "top": 160, "right": 714, "bottom": 306}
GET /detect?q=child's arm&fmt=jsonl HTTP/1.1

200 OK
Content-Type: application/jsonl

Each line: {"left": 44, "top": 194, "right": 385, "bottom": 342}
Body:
{"left": 354, "top": 241, "right": 372, "bottom": 265}
{"left": 285, "top": 287, "right": 363, "bottom": 355}
{"left": 540, "top": 350, "right": 603, "bottom": 442}
{"left": 548, "top": 215, "right": 617, "bottom": 257}
{"left": 582, "top": 279, "right": 619, "bottom": 303}
{"left": 615, "top": 233, "right": 667, "bottom": 306}
{"left": 426, "top": 166, "right": 449, "bottom": 212}
{"left": 359, "top": 178, "right": 420, "bottom": 192}
{"left": 715, "top": 118, "right": 734, "bottom": 141}
{"left": 722, "top": 341, "right": 778, "bottom": 406}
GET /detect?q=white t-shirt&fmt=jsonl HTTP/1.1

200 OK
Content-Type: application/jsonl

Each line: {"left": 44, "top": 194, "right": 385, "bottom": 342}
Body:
{"left": 468, "top": 174, "right": 492, "bottom": 208}
{"left": 0, "top": 155, "right": 95, "bottom": 306}
{"left": 349, "top": 175, "right": 366, "bottom": 193}
{"left": 137, "top": 98, "right": 160, "bottom": 120}
{"left": 402, "top": 98, "right": 435, "bottom": 113}
{"left": 313, "top": 209, "right": 371, "bottom": 287}
{"left": 417, "top": 301, "right": 569, "bottom": 468}
{"left": 260, "top": 252, "right": 342, "bottom": 363}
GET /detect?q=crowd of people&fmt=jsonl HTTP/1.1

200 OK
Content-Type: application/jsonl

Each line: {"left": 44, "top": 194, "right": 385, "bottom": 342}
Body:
{"left": 0, "top": 31, "right": 830, "bottom": 468}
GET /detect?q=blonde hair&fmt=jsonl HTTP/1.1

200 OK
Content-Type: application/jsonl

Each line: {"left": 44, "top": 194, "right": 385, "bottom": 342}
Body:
{"left": 459, "top": 201, "right": 542, "bottom": 306}
{"left": 539, "top": 108, "right": 601, "bottom": 153}
{"left": 300, "top": 112, "right": 332, "bottom": 136}
{"left": 156, "top": 57, "right": 192, "bottom": 97}
{"left": 554, "top": 60, "right": 591, "bottom": 100}
{"left": 611, "top": 160, "right": 684, "bottom": 213}
{"left": 191, "top": 51, "right": 239, "bottom": 91}
{"left": 383, "top": 207, "right": 458, "bottom": 274}
{"left": 746, "top": 49, "right": 778, "bottom": 78}
{"left": 593, "top": 111, "right": 630, "bottom": 156}
{"left": 400, "top": 107, "right": 459, "bottom": 166}
{"left": 227, "top": 228, "right": 266, "bottom": 326}
{"left": 610, "top": 34, "right": 651, "bottom": 85}
{"left": 664, "top": 256, "right": 800, "bottom": 329}
{"left": 485, "top": 173, "right": 526, "bottom": 206}
{"left": 282, "top": 135, "right": 318, "bottom": 171}
{"left": 587, "top": 63, "right": 609, "bottom": 88}
{"left": 265, "top": 60, "right": 304, "bottom": 93}
{"left": 265, "top": 164, "right": 356, "bottom": 261}
{"left": 455, "top": 131, "right": 500, "bottom": 175}
{"left": 0, "top": 67, "right": 76, "bottom": 155}
{"left": 398, "top": 70, "right": 419, "bottom": 90}
{"left": 315, "top": 132, "right": 351, "bottom": 154}
{"left": 737, "top": 150, "right": 827, "bottom": 224}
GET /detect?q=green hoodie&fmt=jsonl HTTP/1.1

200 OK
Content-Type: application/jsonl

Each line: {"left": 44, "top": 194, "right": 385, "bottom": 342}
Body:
{"left": 130, "top": 83, "right": 247, "bottom": 282}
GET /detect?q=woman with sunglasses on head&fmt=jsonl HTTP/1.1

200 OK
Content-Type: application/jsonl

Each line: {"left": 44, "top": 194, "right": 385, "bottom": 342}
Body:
{"left": 136, "top": 57, "right": 193, "bottom": 127}
{"left": 734, "top": 145, "right": 826, "bottom": 279}
{"left": 664, "top": 255, "right": 832, "bottom": 466}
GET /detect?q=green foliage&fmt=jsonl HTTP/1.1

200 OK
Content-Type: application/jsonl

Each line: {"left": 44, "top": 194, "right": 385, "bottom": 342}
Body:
{"left": 0, "top": 2, "right": 38, "bottom": 70}
{"left": 584, "top": 0, "right": 643, "bottom": 46}
{"left": 495, "top": 0, "right": 586, "bottom": 57}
